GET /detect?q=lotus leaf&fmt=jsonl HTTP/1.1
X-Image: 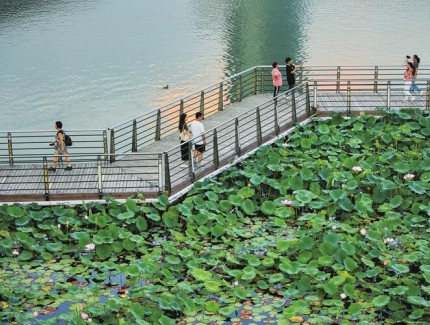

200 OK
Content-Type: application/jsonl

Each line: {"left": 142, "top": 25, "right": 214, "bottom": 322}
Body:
{"left": 372, "top": 295, "right": 390, "bottom": 308}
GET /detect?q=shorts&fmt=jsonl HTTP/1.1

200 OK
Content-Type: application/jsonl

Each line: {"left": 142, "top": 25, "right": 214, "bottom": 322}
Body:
{"left": 195, "top": 144, "right": 206, "bottom": 153}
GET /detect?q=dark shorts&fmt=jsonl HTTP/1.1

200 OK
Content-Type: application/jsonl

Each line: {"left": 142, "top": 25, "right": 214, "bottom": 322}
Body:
{"left": 195, "top": 144, "right": 206, "bottom": 153}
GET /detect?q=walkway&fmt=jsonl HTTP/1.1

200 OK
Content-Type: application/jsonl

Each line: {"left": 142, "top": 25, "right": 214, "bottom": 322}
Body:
{"left": 1, "top": 88, "right": 427, "bottom": 202}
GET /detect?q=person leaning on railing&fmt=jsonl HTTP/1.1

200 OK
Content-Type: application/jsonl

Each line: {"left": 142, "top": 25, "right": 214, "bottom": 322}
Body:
{"left": 48, "top": 121, "right": 72, "bottom": 172}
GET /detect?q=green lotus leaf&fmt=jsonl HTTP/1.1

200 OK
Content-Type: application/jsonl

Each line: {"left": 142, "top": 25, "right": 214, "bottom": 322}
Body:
{"left": 287, "top": 176, "right": 304, "bottom": 190}
{"left": 409, "top": 309, "right": 425, "bottom": 320}
{"left": 299, "top": 237, "right": 315, "bottom": 250}
{"left": 323, "top": 282, "right": 338, "bottom": 296}
{"left": 343, "top": 257, "right": 358, "bottom": 271}
{"left": 261, "top": 201, "right": 277, "bottom": 215}
{"left": 162, "top": 268, "right": 174, "bottom": 279}
{"left": 318, "top": 255, "right": 334, "bottom": 266}
{"left": 219, "top": 200, "right": 232, "bottom": 212}
{"left": 407, "top": 296, "right": 427, "bottom": 306}
{"left": 7, "top": 206, "right": 26, "bottom": 218}
{"left": 241, "top": 199, "right": 255, "bottom": 215}
{"left": 276, "top": 240, "right": 295, "bottom": 252}
{"left": 135, "top": 216, "right": 148, "bottom": 231}
{"left": 339, "top": 198, "right": 354, "bottom": 211}
{"left": 392, "top": 161, "right": 409, "bottom": 173}
{"left": 218, "top": 305, "right": 236, "bottom": 316}
{"left": 250, "top": 174, "right": 265, "bottom": 186}
{"left": 387, "top": 286, "right": 408, "bottom": 295}
{"left": 190, "top": 268, "right": 212, "bottom": 281}
{"left": 204, "top": 280, "right": 222, "bottom": 293}
{"left": 330, "top": 189, "right": 347, "bottom": 201}
{"left": 248, "top": 256, "right": 261, "bottom": 266}
{"left": 205, "top": 300, "right": 219, "bottom": 313}
{"left": 176, "top": 204, "right": 192, "bottom": 217}
{"left": 348, "top": 303, "right": 363, "bottom": 315}
{"left": 15, "top": 232, "right": 36, "bottom": 246}
{"left": 301, "top": 137, "right": 313, "bottom": 149}
{"left": 17, "top": 250, "right": 33, "bottom": 261}
{"left": 158, "top": 315, "right": 175, "bottom": 325}
{"left": 197, "top": 225, "right": 210, "bottom": 235}
{"left": 162, "top": 213, "right": 178, "bottom": 228}
{"left": 89, "top": 213, "right": 108, "bottom": 227}
{"left": 392, "top": 264, "right": 409, "bottom": 273}
{"left": 262, "top": 257, "right": 275, "bottom": 267}
{"left": 158, "top": 194, "right": 169, "bottom": 207}
{"left": 233, "top": 287, "right": 249, "bottom": 299}
{"left": 45, "top": 242, "right": 63, "bottom": 252}
{"left": 96, "top": 244, "right": 112, "bottom": 259}
{"left": 268, "top": 273, "right": 284, "bottom": 283}
{"left": 257, "top": 280, "right": 269, "bottom": 289}
{"left": 125, "top": 199, "right": 139, "bottom": 213}
{"left": 27, "top": 210, "right": 51, "bottom": 221}
{"left": 408, "top": 182, "right": 426, "bottom": 194}
{"left": 0, "top": 238, "right": 13, "bottom": 250}
{"left": 279, "top": 262, "right": 300, "bottom": 274}
{"left": 116, "top": 211, "right": 135, "bottom": 220}
{"left": 205, "top": 191, "right": 218, "bottom": 201}
{"left": 164, "top": 255, "right": 180, "bottom": 265}
{"left": 294, "top": 190, "right": 315, "bottom": 204}
{"left": 372, "top": 295, "right": 390, "bottom": 308}
{"left": 211, "top": 224, "right": 225, "bottom": 237}
{"left": 130, "top": 302, "right": 145, "bottom": 319}
{"left": 70, "top": 231, "right": 89, "bottom": 240}
{"left": 300, "top": 167, "right": 315, "bottom": 181}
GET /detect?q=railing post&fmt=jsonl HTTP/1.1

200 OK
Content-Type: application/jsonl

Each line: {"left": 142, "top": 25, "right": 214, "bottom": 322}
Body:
{"left": 155, "top": 109, "right": 161, "bottom": 141}
{"left": 253, "top": 67, "right": 258, "bottom": 95}
{"left": 7, "top": 132, "right": 13, "bottom": 166}
{"left": 256, "top": 107, "right": 263, "bottom": 146}
{"left": 374, "top": 66, "right": 379, "bottom": 93}
{"left": 235, "top": 118, "right": 241, "bottom": 156}
{"left": 188, "top": 143, "right": 195, "bottom": 183}
{"left": 200, "top": 90, "right": 205, "bottom": 118}
{"left": 179, "top": 99, "right": 184, "bottom": 116}
{"left": 164, "top": 152, "right": 171, "bottom": 196}
{"left": 97, "top": 156, "right": 103, "bottom": 199}
{"left": 292, "top": 90, "right": 297, "bottom": 123}
{"left": 313, "top": 81, "right": 318, "bottom": 114}
{"left": 274, "top": 101, "right": 280, "bottom": 136}
{"left": 260, "top": 67, "right": 264, "bottom": 93}
{"left": 218, "top": 83, "right": 224, "bottom": 111}
{"left": 238, "top": 75, "right": 243, "bottom": 102}
{"left": 109, "top": 129, "right": 116, "bottom": 163}
{"left": 426, "top": 81, "right": 430, "bottom": 109}
{"left": 158, "top": 153, "right": 164, "bottom": 195}
{"left": 305, "top": 83, "right": 311, "bottom": 117}
{"left": 336, "top": 66, "right": 341, "bottom": 93}
{"left": 103, "top": 130, "right": 108, "bottom": 162}
{"left": 347, "top": 81, "right": 351, "bottom": 115}
{"left": 386, "top": 81, "right": 391, "bottom": 110}
{"left": 213, "top": 129, "right": 220, "bottom": 169}
{"left": 43, "top": 157, "right": 49, "bottom": 201}
{"left": 131, "top": 119, "right": 137, "bottom": 152}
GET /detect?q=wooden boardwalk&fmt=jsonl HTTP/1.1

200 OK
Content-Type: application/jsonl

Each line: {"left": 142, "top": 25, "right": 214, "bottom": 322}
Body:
{"left": 1, "top": 90, "right": 427, "bottom": 202}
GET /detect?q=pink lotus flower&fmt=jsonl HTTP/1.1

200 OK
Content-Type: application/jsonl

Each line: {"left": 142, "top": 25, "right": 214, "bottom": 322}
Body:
{"left": 81, "top": 313, "right": 89, "bottom": 321}
{"left": 57, "top": 224, "right": 61, "bottom": 229}
{"left": 84, "top": 215, "right": 88, "bottom": 220}
{"left": 383, "top": 238, "right": 394, "bottom": 244}
{"left": 352, "top": 166, "right": 363, "bottom": 172}
{"left": 33, "top": 311, "right": 39, "bottom": 317}
{"left": 12, "top": 249, "right": 20, "bottom": 256}
{"left": 383, "top": 260, "right": 388, "bottom": 266}
{"left": 340, "top": 293, "right": 347, "bottom": 299}
{"left": 85, "top": 243, "right": 96, "bottom": 251}
{"left": 403, "top": 173, "right": 415, "bottom": 180}
{"left": 360, "top": 228, "right": 367, "bottom": 236}
{"left": 281, "top": 200, "right": 294, "bottom": 207}
{"left": 332, "top": 225, "right": 337, "bottom": 230}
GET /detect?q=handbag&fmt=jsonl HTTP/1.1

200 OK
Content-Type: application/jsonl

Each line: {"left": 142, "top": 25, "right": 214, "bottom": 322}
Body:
{"left": 180, "top": 125, "right": 190, "bottom": 141}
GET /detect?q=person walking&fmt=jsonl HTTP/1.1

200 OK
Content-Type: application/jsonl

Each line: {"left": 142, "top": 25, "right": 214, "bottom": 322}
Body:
{"left": 189, "top": 112, "right": 206, "bottom": 165}
{"left": 178, "top": 113, "right": 190, "bottom": 168}
{"left": 271, "top": 61, "right": 282, "bottom": 98}
{"left": 403, "top": 60, "right": 415, "bottom": 101}
{"left": 410, "top": 54, "right": 422, "bottom": 95}
{"left": 285, "top": 57, "right": 302, "bottom": 90}
{"left": 48, "top": 121, "right": 72, "bottom": 171}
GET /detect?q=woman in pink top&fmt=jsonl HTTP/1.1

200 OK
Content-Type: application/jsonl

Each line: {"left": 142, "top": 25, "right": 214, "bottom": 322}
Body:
{"left": 403, "top": 60, "right": 415, "bottom": 101}
{"left": 272, "top": 61, "right": 283, "bottom": 97}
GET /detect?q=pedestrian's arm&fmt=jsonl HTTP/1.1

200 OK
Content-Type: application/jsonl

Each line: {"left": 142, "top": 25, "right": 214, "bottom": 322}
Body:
{"left": 58, "top": 133, "right": 65, "bottom": 150}
{"left": 202, "top": 132, "right": 207, "bottom": 145}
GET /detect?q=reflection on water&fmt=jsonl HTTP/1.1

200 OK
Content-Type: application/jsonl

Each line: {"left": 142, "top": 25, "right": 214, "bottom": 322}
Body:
{"left": 0, "top": 0, "right": 429, "bottom": 130}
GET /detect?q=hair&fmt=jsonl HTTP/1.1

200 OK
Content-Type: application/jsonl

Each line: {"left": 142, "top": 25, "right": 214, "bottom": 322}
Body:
{"left": 55, "top": 121, "right": 63, "bottom": 129}
{"left": 285, "top": 57, "right": 292, "bottom": 64}
{"left": 178, "top": 113, "right": 187, "bottom": 131}
{"left": 195, "top": 112, "right": 203, "bottom": 119}
{"left": 408, "top": 61, "right": 416, "bottom": 75}
{"left": 413, "top": 54, "right": 420, "bottom": 64}
{"left": 272, "top": 61, "right": 278, "bottom": 68}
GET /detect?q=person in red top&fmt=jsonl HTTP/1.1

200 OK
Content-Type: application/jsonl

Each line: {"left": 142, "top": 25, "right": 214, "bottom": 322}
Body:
{"left": 271, "top": 61, "right": 283, "bottom": 98}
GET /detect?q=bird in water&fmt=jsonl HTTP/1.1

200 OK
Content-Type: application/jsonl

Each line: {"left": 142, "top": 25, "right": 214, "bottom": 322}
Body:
{"left": 163, "top": 85, "right": 169, "bottom": 90}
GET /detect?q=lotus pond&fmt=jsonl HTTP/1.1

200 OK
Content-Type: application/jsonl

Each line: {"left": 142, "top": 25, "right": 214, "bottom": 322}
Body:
{"left": 1, "top": 109, "right": 430, "bottom": 324}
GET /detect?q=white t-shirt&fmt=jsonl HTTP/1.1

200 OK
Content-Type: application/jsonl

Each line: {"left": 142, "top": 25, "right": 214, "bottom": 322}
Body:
{"left": 189, "top": 120, "right": 205, "bottom": 145}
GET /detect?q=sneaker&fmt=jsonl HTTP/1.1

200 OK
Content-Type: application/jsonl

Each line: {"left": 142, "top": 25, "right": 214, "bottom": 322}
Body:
{"left": 47, "top": 167, "right": 56, "bottom": 172}
{"left": 180, "top": 162, "right": 188, "bottom": 168}
{"left": 64, "top": 166, "right": 73, "bottom": 171}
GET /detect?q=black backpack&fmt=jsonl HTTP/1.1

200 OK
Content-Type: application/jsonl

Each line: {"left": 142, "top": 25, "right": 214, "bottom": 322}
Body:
{"left": 64, "top": 133, "right": 73, "bottom": 147}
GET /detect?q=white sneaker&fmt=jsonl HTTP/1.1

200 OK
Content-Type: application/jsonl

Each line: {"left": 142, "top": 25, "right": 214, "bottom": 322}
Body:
{"left": 180, "top": 162, "right": 188, "bottom": 168}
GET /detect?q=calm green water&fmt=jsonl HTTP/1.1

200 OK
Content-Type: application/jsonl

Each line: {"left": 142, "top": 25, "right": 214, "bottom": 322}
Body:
{"left": 1, "top": 0, "right": 429, "bottom": 130}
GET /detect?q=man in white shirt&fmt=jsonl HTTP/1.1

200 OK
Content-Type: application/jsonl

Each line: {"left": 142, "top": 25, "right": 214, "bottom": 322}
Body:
{"left": 189, "top": 112, "right": 207, "bottom": 164}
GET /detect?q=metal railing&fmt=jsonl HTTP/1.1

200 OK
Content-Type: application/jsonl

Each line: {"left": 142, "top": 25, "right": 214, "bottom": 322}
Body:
{"left": 163, "top": 82, "right": 313, "bottom": 195}
{"left": 108, "top": 67, "right": 260, "bottom": 161}
{"left": 1, "top": 66, "right": 430, "bottom": 202}
{"left": 0, "top": 153, "right": 163, "bottom": 202}
{"left": 0, "top": 129, "right": 108, "bottom": 166}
